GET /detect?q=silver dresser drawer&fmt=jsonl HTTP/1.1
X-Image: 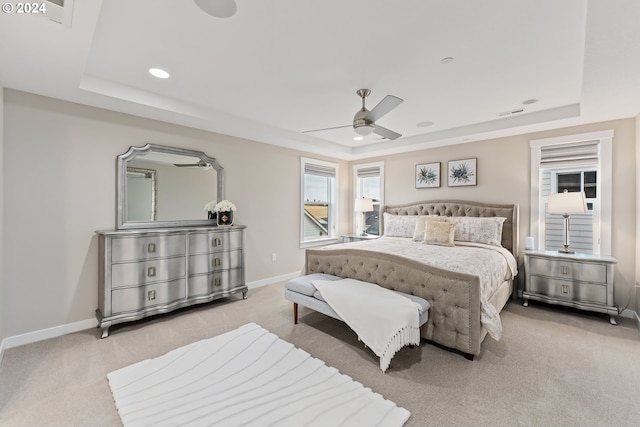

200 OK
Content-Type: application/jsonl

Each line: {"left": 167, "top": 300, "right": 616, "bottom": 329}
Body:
{"left": 112, "top": 278, "right": 187, "bottom": 313}
{"left": 528, "top": 257, "right": 608, "bottom": 284}
{"left": 111, "top": 234, "right": 186, "bottom": 262}
{"left": 529, "top": 276, "right": 607, "bottom": 305}
{"left": 111, "top": 256, "right": 186, "bottom": 288}
{"left": 189, "top": 230, "right": 243, "bottom": 254}
{"left": 189, "top": 269, "right": 244, "bottom": 297}
{"left": 188, "top": 250, "right": 243, "bottom": 275}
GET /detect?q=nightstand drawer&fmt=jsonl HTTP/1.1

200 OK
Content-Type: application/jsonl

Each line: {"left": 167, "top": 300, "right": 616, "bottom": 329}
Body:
{"left": 528, "top": 257, "right": 608, "bottom": 284}
{"left": 528, "top": 276, "right": 607, "bottom": 304}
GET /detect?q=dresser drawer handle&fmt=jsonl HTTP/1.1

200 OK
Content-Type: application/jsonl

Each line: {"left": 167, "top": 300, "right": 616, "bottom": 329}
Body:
{"left": 561, "top": 265, "right": 570, "bottom": 275}
{"left": 212, "top": 237, "right": 222, "bottom": 247}
{"left": 561, "top": 284, "right": 570, "bottom": 295}
{"left": 214, "top": 277, "right": 222, "bottom": 287}
{"left": 147, "top": 266, "right": 156, "bottom": 277}
{"left": 213, "top": 258, "right": 221, "bottom": 267}
{"left": 147, "top": 243, "right": 156, "bottom": 253}
{"left": 148, "top": 290, "right": 156, "bottom": 301}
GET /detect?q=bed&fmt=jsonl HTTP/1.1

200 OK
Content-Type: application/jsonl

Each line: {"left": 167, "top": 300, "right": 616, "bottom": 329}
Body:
{"left": 303, "top": 200, "right": 519, "bottom": 359}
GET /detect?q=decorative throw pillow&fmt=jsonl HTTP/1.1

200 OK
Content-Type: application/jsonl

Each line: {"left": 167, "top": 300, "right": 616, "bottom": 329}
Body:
{"left": 423, "top": 221, "right": 457, "bottom": 247}
{"left": 382, "top": 213, "right": 417, "bottom": 238}
{"left": 412, "top": 215, "right": 448, "bottom": 241}
{"left": 449, "top": 216, "right": 507, "bottom": 246}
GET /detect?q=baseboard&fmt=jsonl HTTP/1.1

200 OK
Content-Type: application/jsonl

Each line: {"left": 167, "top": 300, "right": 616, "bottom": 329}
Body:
{"left": 246, "top": 271, "right": 300, "bottom": 289}
{"left": 0, "top": 272, "right": 302, "bottom": 354}
{"left": 1, "top": 318, "right": 97, "bottom": 351}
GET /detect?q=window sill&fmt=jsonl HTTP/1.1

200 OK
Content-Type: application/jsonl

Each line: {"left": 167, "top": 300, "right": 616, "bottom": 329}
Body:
{"left": 300, "top": 238, "right": 340, "bottom": 249}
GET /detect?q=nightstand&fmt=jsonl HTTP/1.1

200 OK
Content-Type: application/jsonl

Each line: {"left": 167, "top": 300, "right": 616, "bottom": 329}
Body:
{"left": 341, "top": 234, "right": 380, "bottom": 243}
{"left": 523, "top": 250, "right": 618, "bottom": 324}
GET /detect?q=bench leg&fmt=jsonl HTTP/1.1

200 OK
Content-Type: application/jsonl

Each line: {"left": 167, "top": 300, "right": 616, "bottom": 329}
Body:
{"left": 293, "top": 303, "right": 298, "bottom": 324}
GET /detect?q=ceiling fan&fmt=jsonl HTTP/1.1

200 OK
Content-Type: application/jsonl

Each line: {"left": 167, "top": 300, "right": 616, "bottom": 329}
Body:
{"left": 173, "top": 161, "right": 210, "bottom": 170}
{"left": 304, "top": 89, "right": 404, "bottom": 140}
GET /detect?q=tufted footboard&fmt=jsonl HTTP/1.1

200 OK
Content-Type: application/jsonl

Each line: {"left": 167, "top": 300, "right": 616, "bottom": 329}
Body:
{"left": 305, "top": 248, "right": 485, "bottom": 357}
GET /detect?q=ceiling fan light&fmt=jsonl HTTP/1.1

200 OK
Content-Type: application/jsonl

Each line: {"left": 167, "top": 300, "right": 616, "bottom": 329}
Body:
{"left": 354, "top": 124, "right": 374, "bottom": 136}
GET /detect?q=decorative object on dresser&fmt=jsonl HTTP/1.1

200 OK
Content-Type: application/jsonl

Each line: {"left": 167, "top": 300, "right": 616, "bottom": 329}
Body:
{"left": 204, "top": 199, "right": 236, "bottom": 226}
{"left": 415, "top": 162, "right": 440, "bottom": 188}
{"left": 523, "top": 250, "right": 618, "bottom": 324}
{"left": 447, "top": 158, "right": 477, "bottom": 187}
{"left": 96, "top": 226, "right": 247, "bottom": 337}
{"left": 98, "top": 144, "right": 246, "bottom": 338}
{"left": 354, "top": 197, "right": 373, "bottom": 236}
{"left": 546, "top": 190, "right": 588, "bottom": 254}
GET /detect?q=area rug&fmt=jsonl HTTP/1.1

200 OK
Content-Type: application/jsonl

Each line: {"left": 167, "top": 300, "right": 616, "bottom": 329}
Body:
{"left": 107, "top": 323, "right": 410, "bottom": 427}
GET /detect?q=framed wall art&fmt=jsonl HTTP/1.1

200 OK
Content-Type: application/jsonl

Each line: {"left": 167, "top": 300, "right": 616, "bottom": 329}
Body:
{"left": 415, "top": 162, "right": 440, "bottom": 188}
{"left": 447, "top": 158, "right": 477, "bottom": 187}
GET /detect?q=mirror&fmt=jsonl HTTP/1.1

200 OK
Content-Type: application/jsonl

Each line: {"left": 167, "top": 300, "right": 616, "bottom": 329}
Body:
{"left": 117, "top": 144, "right": 224, "bottom": 229}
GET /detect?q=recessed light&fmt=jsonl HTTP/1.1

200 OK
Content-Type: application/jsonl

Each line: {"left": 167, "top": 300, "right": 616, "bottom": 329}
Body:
{"left": 353, "top": 136, "right": 364, "bottom": 141}
{"left": 416, "top": 121, "right": 434, "bottom": 127}
{"left": 149, "top": 68, "right": 170, "bottom": 79}
{"left": 440, "top": 57, "right": 454, "bottom": 64}
{"left": 522, "top": 98, "right": 538, "bottom": 105}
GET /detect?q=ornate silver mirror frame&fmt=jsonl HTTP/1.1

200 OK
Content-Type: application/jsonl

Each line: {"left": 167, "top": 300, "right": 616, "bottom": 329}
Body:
{"left": 116, "top": 143, "right": 224, "bottom": 229}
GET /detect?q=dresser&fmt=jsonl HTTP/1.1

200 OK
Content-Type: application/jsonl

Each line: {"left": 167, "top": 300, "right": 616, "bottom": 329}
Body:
{"left": 96, "top": 225, "right": 247, "bottom": 337}
{"left": 523, "top": 250, "right": 618, "bottom": 324}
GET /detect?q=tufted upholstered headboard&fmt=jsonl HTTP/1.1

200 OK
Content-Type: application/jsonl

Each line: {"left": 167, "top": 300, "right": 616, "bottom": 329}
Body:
{"left": 382, "top": 200, "right": 519, "bottom": 256}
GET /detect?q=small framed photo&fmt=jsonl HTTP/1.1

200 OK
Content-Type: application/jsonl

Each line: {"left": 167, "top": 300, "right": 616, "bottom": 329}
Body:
{"left": 415, "top": 162, "right": 440, "bottom": 188}
{"left": 448, "top": 158, "right": 477, "bottom": 187}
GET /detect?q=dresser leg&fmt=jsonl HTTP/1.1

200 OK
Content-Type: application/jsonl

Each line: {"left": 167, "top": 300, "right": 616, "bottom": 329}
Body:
{"left": 523, "top": 299, "right": 529, "bottom": 307}
{"left": 609, "top": 316, "right": 617, "bottom": 325}
{"left": 242, "top": 290, "right": 248, "bottom": 299}
{"left": 99, "top": 322, "right": 111, "bottom": 339}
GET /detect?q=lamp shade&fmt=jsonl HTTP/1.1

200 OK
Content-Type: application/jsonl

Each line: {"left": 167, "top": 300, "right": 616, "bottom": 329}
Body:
{"left": 547, "top": 191, "right": 587, "bottom": 215}
{"left": 354, "top": 198, "right": 374, "bottom": 212}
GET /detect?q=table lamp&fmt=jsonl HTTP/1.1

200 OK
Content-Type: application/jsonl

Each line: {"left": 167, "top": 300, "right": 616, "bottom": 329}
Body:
{"left": 547, "top": 190, "right": 587, "bottom": 254}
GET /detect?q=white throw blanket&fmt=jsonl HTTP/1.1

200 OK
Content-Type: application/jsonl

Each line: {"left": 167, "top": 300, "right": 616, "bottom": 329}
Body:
{"left": 312, "top": 278, "right": 423, "bottom": 372}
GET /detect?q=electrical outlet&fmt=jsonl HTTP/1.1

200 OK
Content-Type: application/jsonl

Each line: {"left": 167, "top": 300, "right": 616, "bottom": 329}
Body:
{"left": 271, "top": 253, "right": 277, "bottom": 262}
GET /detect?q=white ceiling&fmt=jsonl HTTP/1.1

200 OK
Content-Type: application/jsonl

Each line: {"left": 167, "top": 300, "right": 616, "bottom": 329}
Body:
{"left": 1, "top": 0, "right": 639, "bottom": 160}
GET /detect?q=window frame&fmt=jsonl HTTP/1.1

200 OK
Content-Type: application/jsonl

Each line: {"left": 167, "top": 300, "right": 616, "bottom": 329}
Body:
{"left": 300, "top": 157, "right": 340, "bottom": 248}
{"left": 352, "top": 161, "right": 385, "bottom": 236}
{"left": 530, "top": 130, "right": 613, "bottom": 255}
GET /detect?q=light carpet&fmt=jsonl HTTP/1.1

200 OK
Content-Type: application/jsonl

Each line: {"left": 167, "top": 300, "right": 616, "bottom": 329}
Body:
{"left": 107, "top": 322, "right": 410, "bottom": 427}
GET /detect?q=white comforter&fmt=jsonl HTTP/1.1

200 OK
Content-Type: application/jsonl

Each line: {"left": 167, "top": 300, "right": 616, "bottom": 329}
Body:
{"left": 317, "top": 237, "right": 518, "bottom": 340}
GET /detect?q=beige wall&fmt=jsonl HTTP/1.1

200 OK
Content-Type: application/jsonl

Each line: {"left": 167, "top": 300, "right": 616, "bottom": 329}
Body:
{"left": 0, "top": 85, "right": 5, "bottom": 347}
{"left": 2, "top": 89, "right": 349, "bottom": 338}
{"left": 356, "top": 118, "right": 637, "bottom": 311}
{"left": 636, "top": 112, "right": 640, "bottom": 325}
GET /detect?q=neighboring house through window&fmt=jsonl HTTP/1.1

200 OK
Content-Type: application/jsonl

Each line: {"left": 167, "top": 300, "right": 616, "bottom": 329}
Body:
{"left": 530, "top": 130, "right": 613, "bottom": 255}
{"left": 301, "top": 157, "right": 339, "bottom": 247}
{"left": 353, "top": 161, "right": 384, "bottom": 236}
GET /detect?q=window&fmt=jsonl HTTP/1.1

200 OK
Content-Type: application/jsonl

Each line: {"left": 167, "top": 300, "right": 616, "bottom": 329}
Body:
{"left": 301, "top": 157, "right": 339, "bottom": 246}
{"left": 530, "top": 130, "right": 613, "bottom": 255}
{"left": 353, "top": 161, "right": 384, "bottom": 236}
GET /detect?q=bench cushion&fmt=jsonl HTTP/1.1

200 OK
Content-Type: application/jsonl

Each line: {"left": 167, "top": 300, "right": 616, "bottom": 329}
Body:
{"left": 286, "top": 274, "right": 430, "bottom": 319}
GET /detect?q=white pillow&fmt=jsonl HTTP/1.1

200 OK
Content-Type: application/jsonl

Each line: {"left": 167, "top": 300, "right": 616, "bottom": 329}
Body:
{"left": 412, "top": 215, "right": 448, "bottom": 241}
{"left": 448, "top": 216, "right": 507, "bottom": 246}
{"left": 383, "top": 213, "right": 417, "bottom": 238}
{"left": 423, "top": 221, "right": 457, "bottom": 247}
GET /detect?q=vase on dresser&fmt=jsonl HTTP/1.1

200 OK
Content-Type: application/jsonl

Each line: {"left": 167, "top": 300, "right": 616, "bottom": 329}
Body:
{"left": 208, "top": 211, "right": 217, "bottom": 221}
{"left": 217, "top": 211, "right": 234, "bottom": 226}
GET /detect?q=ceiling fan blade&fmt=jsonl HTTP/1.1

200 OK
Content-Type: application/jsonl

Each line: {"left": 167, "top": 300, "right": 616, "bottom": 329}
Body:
{"left": 302, "top": 124, "right": 352, "bottom": 134}
{"left": 373, "top": 124, "right": 402, "bottom": 140}
{"left": 365, "top": 95, "right": 404, "bottom": 123}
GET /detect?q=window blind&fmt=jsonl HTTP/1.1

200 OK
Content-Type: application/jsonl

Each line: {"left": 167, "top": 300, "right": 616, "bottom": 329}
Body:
{"left": 304, "top": 163, "right": 336, "bottom": 177}
{"left": 356, "top": 166, "right": 380, "bottom": 178}
{"left": 540, "top": 141, "right": 599, "bottom": 168}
